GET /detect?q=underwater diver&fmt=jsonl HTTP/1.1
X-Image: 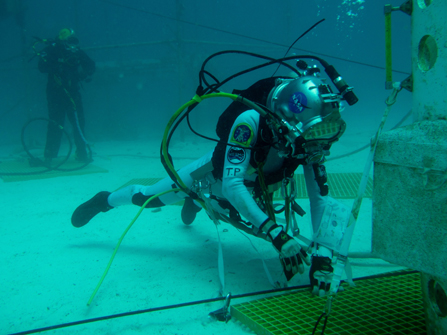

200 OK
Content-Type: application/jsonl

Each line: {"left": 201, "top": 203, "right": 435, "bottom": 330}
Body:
{"left": 38, "top": 28, "right": 95, "bottom": 164}
{"left": 72, "top": 72, "right": 348, "bottom": 296}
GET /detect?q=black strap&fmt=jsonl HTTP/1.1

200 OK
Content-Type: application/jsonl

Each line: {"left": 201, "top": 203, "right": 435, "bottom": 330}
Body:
{"left": 312, "top": 163, "right": 329, "bottom": 196}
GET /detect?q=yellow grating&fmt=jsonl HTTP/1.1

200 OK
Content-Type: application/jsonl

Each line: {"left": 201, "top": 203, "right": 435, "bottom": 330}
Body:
{"left": 118, "top": 173, "right": 372, "bottom": 199}
{"left": 0, "top": 159, "right": 108, "bottom": 182}
{"left": 231, "top": 271, "right": 426, "bottom": 335}
{"left": 115, "top": 178, "right": 163, "bottom": 191}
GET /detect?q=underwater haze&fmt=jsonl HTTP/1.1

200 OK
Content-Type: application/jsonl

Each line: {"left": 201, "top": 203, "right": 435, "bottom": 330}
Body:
{"left": 0, "top": 1, "right": 414, "bottom": 334}
{"left": 0, "top": 0, "right": 412, "bottom": 146}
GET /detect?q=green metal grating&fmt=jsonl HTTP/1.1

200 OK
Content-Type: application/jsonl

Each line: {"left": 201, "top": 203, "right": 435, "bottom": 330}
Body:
{"left": 271, "top": 173, "right": 373, "bottom": 199}
{"left": 231, "top": 271, "right": 426, "bottom": 335}
{"left": 118, "top": 173, "right": 373, "bottom": 199}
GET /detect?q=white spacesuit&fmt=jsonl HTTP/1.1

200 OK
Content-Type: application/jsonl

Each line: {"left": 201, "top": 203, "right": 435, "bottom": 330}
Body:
{"left": 72, "top": 75, "right": 347, "bottom": 294}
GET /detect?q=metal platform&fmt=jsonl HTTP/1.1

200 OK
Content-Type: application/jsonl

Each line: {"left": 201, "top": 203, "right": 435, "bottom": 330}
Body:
{"left": 231, "top": 271, "right": 426, "bottom": 335}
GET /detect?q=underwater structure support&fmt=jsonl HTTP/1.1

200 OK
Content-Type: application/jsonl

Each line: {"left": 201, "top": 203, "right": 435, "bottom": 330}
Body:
{"left": 372, "top": 1, "right": 447, "bottom": 334}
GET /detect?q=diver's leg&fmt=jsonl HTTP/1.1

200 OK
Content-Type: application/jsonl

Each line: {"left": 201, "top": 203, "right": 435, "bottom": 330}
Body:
{"left": 71, "top": 151, "right": 212, "bottom": 227}
{"left": 71, "top": 191, "right": 113, "bottom": 227}
{"left": 71, "top": 182, "right": 168, "bottom": 228}
{"left": 67, "top": 93, "right": 89, "bottom": 162}
{"left": 44, "top": 93, "right": 65, "bottom": 161}
{"left": 181, "top": 197, "right": 202, "bottom": 225}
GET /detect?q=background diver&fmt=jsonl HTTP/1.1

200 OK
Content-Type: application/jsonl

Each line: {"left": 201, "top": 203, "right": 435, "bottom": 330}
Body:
{"left": 38, "top": 28, "right": 95, "bottom": 164}
{"left": 71, "top": 71, "right": 350, "bottom": 297}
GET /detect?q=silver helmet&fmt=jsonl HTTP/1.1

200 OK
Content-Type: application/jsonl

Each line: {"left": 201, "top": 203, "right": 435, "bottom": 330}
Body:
{"left": 266, "top": 76, "right": 346, "bottom": 162}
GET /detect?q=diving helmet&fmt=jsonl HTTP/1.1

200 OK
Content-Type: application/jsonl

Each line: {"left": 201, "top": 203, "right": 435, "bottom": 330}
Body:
{"left": 266, "top": 76, "right": 346, "bottom": 162}
{"left": 57, "top": 28, "right": 79, "bottom": 51}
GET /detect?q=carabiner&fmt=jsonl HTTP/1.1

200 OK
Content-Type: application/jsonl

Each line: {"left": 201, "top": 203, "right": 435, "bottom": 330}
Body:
{"left": 281, "top": 176, "right": 297, "bottom": 200}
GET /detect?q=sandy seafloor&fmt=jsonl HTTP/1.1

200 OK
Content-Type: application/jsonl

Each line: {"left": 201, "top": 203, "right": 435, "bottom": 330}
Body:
{"left": 0, "top": 131, "right": 406, "bottom": 335}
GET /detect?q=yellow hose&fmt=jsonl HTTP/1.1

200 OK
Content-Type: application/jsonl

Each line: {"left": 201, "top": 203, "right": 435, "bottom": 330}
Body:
{"left": 87, "top": 188, "right": 179, "bottom": 306}
{"left": 160, "top": 92, "right": 239, "bottom": 209}
{"left": 161, "top": 92, "right": 238, "bottom": 190}
{"left": 89, "top": 92, "right": 254, "bottom": 305}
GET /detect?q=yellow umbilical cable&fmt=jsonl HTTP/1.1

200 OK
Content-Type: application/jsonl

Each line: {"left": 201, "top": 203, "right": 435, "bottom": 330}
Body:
{"left": 256, "top": 162, "right": 276, "bottom": 222}
{"left": 88, "top": 92, "right": 265, "bottom": 306}
{"left": 161, "top": 92, "right": 239, "bottom": 187}
{"left": 160, "top": 92, "right": 240, "bottom": 209}
{"left": 161, "top": 99, "right": 199, "bottom": 191}
{"left": 87, "top": 188, "right": 179, "bottom": 306}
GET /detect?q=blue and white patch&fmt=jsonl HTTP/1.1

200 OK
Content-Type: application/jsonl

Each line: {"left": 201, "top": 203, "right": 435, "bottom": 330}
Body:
{"left": 288, "top": 92, "right": 307, "bottom": 114}
{"left": 230, "top": 123, "right": 253, "bottom": 147}
{"left": 227, "top": 147, "right": 246, "bottom": 164}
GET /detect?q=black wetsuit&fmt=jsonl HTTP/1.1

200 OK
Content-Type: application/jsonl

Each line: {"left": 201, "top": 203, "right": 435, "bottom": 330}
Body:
{"left": 38, "top": 42, "right": 95, "bottom": 161}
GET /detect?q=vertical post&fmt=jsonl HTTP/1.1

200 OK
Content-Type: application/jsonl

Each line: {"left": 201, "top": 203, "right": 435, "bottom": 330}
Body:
{"left": 384, "top": 5, "right": 393, "bottom": 89}
{"left": 74, "top": 0, "right": 79, "bottom": 33}
{"left": 373, "top": 1, "right": 447, "bottom": 333}
{"left": 175, "top": 0, "right": 186, "bottom": 140}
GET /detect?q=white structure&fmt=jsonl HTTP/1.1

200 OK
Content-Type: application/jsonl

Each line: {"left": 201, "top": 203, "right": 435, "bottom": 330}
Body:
{"left": 373, "top": 1, "right": 447, "bottom": 333}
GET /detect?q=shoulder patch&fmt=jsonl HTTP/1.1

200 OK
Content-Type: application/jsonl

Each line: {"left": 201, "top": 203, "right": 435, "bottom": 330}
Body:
{"left": 227, "top": 147, "right": 246, "bottom": 164}
{"left": 230, "top": 123, "right": 254, "bottom": 147}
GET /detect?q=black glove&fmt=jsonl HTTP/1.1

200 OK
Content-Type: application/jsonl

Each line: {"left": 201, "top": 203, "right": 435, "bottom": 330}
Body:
{"left": 269, "top": 225, "right": 310, "bottom": 281}
{"left": 309, "top": 249, "right": 334, "bottom": 297}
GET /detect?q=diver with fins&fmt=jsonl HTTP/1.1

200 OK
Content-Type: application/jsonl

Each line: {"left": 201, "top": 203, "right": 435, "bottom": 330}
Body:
{"left": 37, "top": 28, "right": 95, "bottom": 164}
{"left": 72, "top": 54, "right": 358, "bottom": 296}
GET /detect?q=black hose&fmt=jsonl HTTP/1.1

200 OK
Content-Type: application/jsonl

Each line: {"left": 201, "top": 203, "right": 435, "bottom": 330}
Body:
{"left": 21, "top": 117, "right": 72, "bottom": 171}
{"left": 9, "top": 269, "right": 417, "bottom": 335}
{"left": 271, "top": 18, "right": 326, "bottom": 77}
{"left": 0, "top": 117, "right": 92, "bottom": 176}
{"left": 312, "top": 312, "right": 329, "bottom": 335}
{"left": 326, "top": 109, "right": 412, "bottom": 162}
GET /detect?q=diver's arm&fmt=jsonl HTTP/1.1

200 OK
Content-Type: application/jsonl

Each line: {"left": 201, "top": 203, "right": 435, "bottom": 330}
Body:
{"left": 221, "top": 110, "right": 310, "bottom": 280}
{"left": 38, "top": 46, "right": 59, "bottom": 74}
{"left": 304, "top": 162, "right": 337, "bottom": 296}
{"left": 303, "top": 163, "right": 328, "bottom": 233}
{"left": 221, "top": 110, "right": 269, "bottom": 228}
{"left": 78, "top": 50, "right": 95, "bottom": 76}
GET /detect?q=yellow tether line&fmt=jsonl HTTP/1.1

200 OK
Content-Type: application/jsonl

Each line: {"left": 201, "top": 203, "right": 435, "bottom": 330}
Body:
{"left": 161, "top": 92, "right": 239, "bottom": 191}
{"left": 87, "top": 188, "right": 179, "bottom": 305}
{"left": 88, "top": 92, "right": 240, "bottom": 305}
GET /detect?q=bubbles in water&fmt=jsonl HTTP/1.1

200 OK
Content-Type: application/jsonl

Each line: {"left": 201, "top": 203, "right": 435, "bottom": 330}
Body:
{"left": 334, "top": 0, "right": 366, "bottom": 36}
{"left": 315, "top": 0, "right": 366, "bottom": 44}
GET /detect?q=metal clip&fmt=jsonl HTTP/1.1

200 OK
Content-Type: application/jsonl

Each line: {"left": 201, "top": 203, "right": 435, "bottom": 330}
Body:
{"left": 324, "top": 296, "right": 333, "bottom": 316}
{"left": 192, "top": 179, "right": 210, "bottom": 194}
{"left": 281, "top": 177, "right": 297, "bottom": 200}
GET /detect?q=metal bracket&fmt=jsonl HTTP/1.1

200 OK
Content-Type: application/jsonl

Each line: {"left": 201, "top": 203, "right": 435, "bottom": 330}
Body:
{"left": 384, "top": 1, "right": 412, "bottom": 16}
{"left": 399, "top": 0, "right": 413, "bottom": 16}
{"left": 209, "top": 293, "right": 232, "bottom": 323}
{"left": 401, "top": 74, "right": 413, "bottom": 92}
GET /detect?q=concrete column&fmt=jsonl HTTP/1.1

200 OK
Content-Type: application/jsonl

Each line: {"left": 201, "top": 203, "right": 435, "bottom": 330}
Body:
{"left": 412, "top": 0, "right": 447, "bottom": 121}
{"left": 372, "top": 1, "right": 447, "bottom": 334}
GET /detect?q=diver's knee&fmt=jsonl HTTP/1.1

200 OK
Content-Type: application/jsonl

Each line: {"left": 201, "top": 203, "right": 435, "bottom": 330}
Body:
{"left": 132, "top": 193, "right": 165, "bottom": 208}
